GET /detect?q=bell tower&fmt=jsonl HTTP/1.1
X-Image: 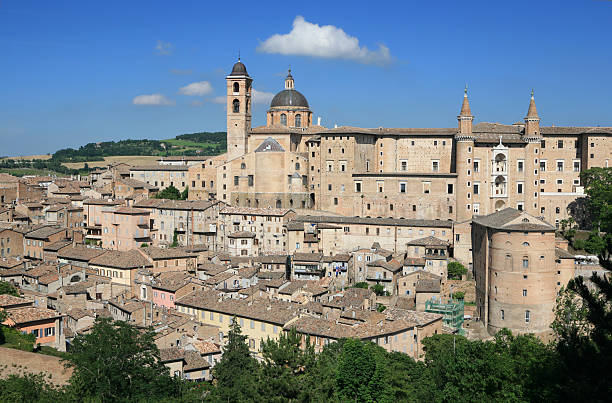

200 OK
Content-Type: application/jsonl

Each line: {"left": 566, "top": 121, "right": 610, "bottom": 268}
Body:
{"left": 226, "top": 58, "right": 252, "bottom": 160}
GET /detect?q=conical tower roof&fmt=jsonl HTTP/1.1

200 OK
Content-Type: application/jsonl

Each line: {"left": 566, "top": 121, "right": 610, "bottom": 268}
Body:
{"left": 459, "top": 85, "right": 472, "bottom": 116}
{"left": 526, "top": 89, "right": 539, "bottom": 119}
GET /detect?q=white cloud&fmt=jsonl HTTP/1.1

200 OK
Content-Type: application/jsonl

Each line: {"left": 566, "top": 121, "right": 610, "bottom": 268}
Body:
{"left": 179, "top": 81, "right": 213, "bottom": 96}
{"left": 252, "top": 89, "right": 274, "bottom": 104}
{"left": 257, "top": 16, "right": 391, "bottom": 66}
{"left": 156, "top": 40, "right": 173, "bottom": 56}
{"left": 211, "top": 96, "right": 226, "bottom": 104}
{"left": 132, "top": 93, "right": 174, "bottom": 106}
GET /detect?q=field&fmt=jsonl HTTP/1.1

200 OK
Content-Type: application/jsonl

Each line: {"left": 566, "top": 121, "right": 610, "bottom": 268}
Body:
{"left": 62, "top": 155, "right": 159, "bottom": 169}
{"left": 1, "top": 154, "right": 52, "bottom": 161}
{"left": 163, "top": 138, "right": 223, "bottom": 154}
{"left": 0, "top": 167, "right": 68, "bottom": 177}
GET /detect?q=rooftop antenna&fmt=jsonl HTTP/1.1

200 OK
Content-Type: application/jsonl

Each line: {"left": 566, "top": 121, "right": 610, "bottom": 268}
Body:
{"left": 238, "top": 50, "right": 240, "bottom": 61}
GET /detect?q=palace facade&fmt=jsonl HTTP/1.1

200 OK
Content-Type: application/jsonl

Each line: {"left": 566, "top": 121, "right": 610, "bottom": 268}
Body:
{"left": 187, "top": 60, "right": 612, "bottom": 246}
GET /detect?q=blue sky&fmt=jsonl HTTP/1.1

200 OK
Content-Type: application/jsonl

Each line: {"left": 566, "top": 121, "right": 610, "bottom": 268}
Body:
{"left": 1, "top": 0, "right": 611, "bottom": 156}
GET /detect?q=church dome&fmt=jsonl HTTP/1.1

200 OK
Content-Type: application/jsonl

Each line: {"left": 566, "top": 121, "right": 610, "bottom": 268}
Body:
{"left": 229, "top": 60, "right": 248, "bottom": 76}
{"left": 270, "top": 89, "right": 309, "bottom": 108}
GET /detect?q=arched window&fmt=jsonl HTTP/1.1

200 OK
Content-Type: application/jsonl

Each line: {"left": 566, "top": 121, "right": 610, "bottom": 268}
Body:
{"left": 289, "top": 199, "right": 293, "bottom": 207}
{"left": 280, "top": 113, "right": 287, "bottom": 126}
{"left": 233, "top": 99, "right": 240, "bottom": 113}
{"left": 269, "top": 113, "right": 273, "bottom": 125}
{"left": 522, "top": 242, "right": 530, "bottom": 247}
{"left": 295, "top": 162, "right": 300, "bottom": 170}
{"left": 276, "top": 200, "right": 282, "bottom": 208}
{"left": 555, "top": 207, "right": 560, "bottom": 214}
{"left": 295, "top": 114, "right": 301, "bottom": 127}
{"left": 233, "top": 82, "right": 239, "bottom": 93}
{"left": 240, "top": 163, "right": 246, "bottom": 169}
{"left": 522, "top": 256, "right": 529, "bottom": 268}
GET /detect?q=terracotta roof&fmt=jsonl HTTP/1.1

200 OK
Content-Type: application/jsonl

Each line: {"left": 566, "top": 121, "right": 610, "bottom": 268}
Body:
{"left": 407, "top": 236, "right": 449, "bottom": 247}
{"left": 57, "top": 245, "right": 106, "bottom": 262}
{"left": 293, "top": 252, "right": 323, "bottom": 262}
{"left": 159, "top": 347, "right": 185, "bottom": 363}
{"left": 25, "top": 226, "right": 66, "bottom": 240}
{"left": 90, "top": 250, "right": 153, "bottom": 269}
{"left": 83, "top": 199, "right": 121, "bottom": 206}
{"left": 459, "top": 91, "right": 472, "bottom": 116}
{"left": 113, "top": 207, "right": 149, "bottom": 215}
{"left": 130, "top": 165, "right": 189, "bottom": 171}
{"left": 367, "top": 258, "right": 403, "bottom": 272}
{"left": 472, "top": 208, "right": 555, "bottom": 232}
{"left": 254, "top": 255, "right": 288, "bottom": 264}
{"left": 152, "top": 272, "right": 197, "bottom": 292}
{"left": 190, "top": 340, "right": 221, "bottom": 355}
{"left": 117, "top": 177, "right": 158, "bottom": 190}
{"left": 177, "top": 290, "right": 301, "bottom": 326}
{"left": 43, "top": 240, "right": 72, "bottom": 252}
{"left": 292, "top": 215, "right": 453, "bottom": 228}
{"left": 238, "top": 266, "right": 258, "bottom": 279}
{"left": 555, "top": 247, "right": 575, "bottom": 259}
{"left": 254, "top": 137, "right": 285, "bottom": 153}
{"left": 227, "top": 231, "right": 255, "bottom": 239}
{"left": 139, "top": 247, "right": 196, "bottom": 260}
{"left": 220, "top": 206, "right": 293, "bottom": 216}
{"left": 183, "top": 350, "right": 210, "bottom": 371}
{"left": 403, "top": 257, "right": 426, "bottom": 266}
{"left": 66, "top": 308, "right": 95, "bottom": 320}
{"left": 0, "top": 258, "right": 24, "bottom": 270}
{"left": 155, "top": 199, "right": 220, "bottom": 211}
{"left": 5, "top": 307, "right": 62, "bottom": 324}
{"left": 0, "top": 295, "right": 33, "bottom": 308}
{"left": 415, "top": 279, "right": 441, "bottom": 293}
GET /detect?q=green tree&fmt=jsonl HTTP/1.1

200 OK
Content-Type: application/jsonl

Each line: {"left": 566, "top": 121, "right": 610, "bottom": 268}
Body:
{"left": 353, "top": 282, "right": 369, "bottom": 289}
{"left": 0, "top": 281, "right": 19, "bottom": 297}
{"left": 210, "top": 319, "right": 260, "bottom": 402}
{"left": 155, "top": 185, "right": 181, "bottom": 200}
{"left": 453, "top": 291, "right": 465, "bottom": 300}
{"left": 62, "top": 317, "right": 181, "bottom": 402}
{"left": 180, "top": 186, "right": 189, "bottom": 200}
{"left": 552, "top": 273, "right": 612, "bottom": 401}
{"left": 447, "top": 261, "right": 467, "bottom": 279}
{"left": 0, "top": 372, "right": 65, "bottom": 402}
{"left": 371, "top": 284, "right": 385, "bottom": 296}
{"left": 259, "top": 328, "right": 316, "bottom": 401}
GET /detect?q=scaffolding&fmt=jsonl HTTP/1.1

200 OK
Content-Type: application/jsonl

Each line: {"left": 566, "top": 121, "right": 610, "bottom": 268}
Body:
{"left": 425, "top": 298, "right": 465, "bottom": 334}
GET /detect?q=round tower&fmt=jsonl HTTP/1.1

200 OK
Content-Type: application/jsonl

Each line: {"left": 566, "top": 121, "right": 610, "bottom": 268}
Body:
{"left": 523, "top": 90, "right": 542, "bottom": 216}
{"left": 455, "top": 86, "right": 475, "bottom": 222}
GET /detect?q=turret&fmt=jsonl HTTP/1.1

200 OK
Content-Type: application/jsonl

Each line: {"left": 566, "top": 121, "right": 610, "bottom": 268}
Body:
{"left": 455, "top": 86, "right": 476, "bottom": 222}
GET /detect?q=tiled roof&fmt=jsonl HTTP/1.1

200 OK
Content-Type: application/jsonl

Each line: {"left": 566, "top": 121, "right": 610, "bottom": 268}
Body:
{"left": 415, "top": 279, "right": 441, "bottom": 293}
{"left": 403, "top": 257, "right": 426, "bottom": 266}
{"left": 292, "top": 215, "right": 453, "bottom": 228}
{"left": 155, "top": 199, "right": 220, "bottom": 211}
{"left": 177, "top": 290, "right": 301, "bottom": 326}
{"left": 114, "top": 207, "right": 149, "bottom": 215}
{"left": 117, "top": 177, "right": 158, "bottom": 190}
{"left": 183, "top": 350, "right": 210, "bottom": 371}
{"left": 43, "top": 240, "right": 72, "bottom": 252}
{"left": 555, "top": 247, "right": 575, "bottom": 259}
{"left": 190, "top": 340, "right": 221, "bottom": 355}
{"left": 321, "top": 126, "right": 456, "bottom": 136}
{"left": 25, "top": 226, "right": 66, "bottom": 240}
{"left": 140, "top": 247, "right": 196, "bottom": 260}
{"left": 0, "top": 258, "right": 24, "bottom": 270}
{"left": 159, "top": 347, "right": 185, "bottom": 363}
{"left": 472, "top": 208, "right": 555, "bottom": 232}
{"left": 83, "top": 199, "right": 121, "bottom": 206}
{"left": 5, "top": 307, "right": 62, "bottom": 324}
{"left": 367, "top": 258, "right": 403, "bottom": 272}
{"left": 254, "top": 255, "right": 288, "bottom": 264}
{"left": 0, "top": 295, "right": 33, "bottom": 308}
{"left": 227, "top": 231, "right": 255, "bottom": 239}
{"left": 220, "top": 206, "right": 292, "bottom": 216}
{"left": 407, "top": 236, "right": 449, "bottom": 247}
{"left": 66, "top": 308, "right": 95, "bottom": 320}
{"left": 57, "top": 245, "right": 106, "bottom": 262}
{"left": 254, "top": 137, "right": 286, "bottom": 153}
{"left": 293, "top": 252, "right": 323, "bottom": 262}
{"left": 90, "top": 250, "right": 153, "bottom": 269}
{"left": 238, "top": 266, "right": 258, "bottom": 279}
{"left": 130, "top": 165, "right": 189, "bottom": 171}
{"left": 152, "top": 272, "right": 197, "bottom": 292}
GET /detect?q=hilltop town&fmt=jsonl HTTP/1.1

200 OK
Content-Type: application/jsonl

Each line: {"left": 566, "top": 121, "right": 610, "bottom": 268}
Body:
{"left": 0, "top": 59, "right": 610, "bottom": 398}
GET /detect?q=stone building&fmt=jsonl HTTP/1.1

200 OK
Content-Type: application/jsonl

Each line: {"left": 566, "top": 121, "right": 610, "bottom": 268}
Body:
{"left": 190, "top": 59, "right": 611, "bottom": 267}
{"left": 472, "top": 208, "right": 574, "bottom": 338}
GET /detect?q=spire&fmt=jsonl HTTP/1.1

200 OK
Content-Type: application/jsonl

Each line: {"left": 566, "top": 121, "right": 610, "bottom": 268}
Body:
{"left": 284, "top": 68, "right": 295, "bottom": 90}
{"left": 459, "top": 84, "right": 472, "bottom": 116}
{"left": 526, "top": 89, "right": 539, "bottom": 119}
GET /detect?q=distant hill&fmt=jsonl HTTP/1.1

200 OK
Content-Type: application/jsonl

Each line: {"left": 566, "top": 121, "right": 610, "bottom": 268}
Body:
{"left": 51, "top": 131, "right": 227, "bottom": 163}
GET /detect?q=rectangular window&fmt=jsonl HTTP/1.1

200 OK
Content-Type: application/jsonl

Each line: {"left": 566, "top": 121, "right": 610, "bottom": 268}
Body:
{"left": 540, "top": 160, "right": 546, "bottom": 172}
{"left": 517, "top": 183, "right": 523, "bottom": 194}
{"left": 523, "top": 289, "right": 527, "bottom": 297}
{"left": 422, "top": 182, "right": 430, "bottom": 194}
{"left": 355, "top": 181, "right": 362, "bottom": 192}
{"left": 431, "top": 160, "right": 439, "bottom": 172}
{"left": 557, "top": 140, "right": 563, "bottom": 149}
{"left": 473, "top": 203, "right": 480, "bottom": 214}
{"left": 573, "top": 161, "right": 580, "bottom": 172}
{"left": 447, "top": 184, "right": 453, "bottom": 194}
{"left": 473, "top": 182, "right": 479, "bottom": 195}
{"left": 525, "top": 310, "right": 530, "bottom": 323}
{"left": 473, "top": 160, "right": 480, "bottom": 173}
{"left": 400, "top": 182, "right": 407, "bottom": 193}
{"left": 400, "top": 160, "right": 407, "bottom": 171}
{"left": 517, "top": 160, "right": 524, "bottom": 172}
{"left": 557, "top": 160, "right": 564, "bottom": 172}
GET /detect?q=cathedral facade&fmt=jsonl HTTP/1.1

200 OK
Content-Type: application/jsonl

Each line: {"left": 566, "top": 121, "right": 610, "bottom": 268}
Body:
{"left": 189, "top": 60, "right": 612, "bottom": 229}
